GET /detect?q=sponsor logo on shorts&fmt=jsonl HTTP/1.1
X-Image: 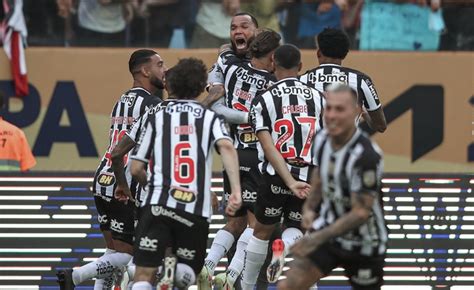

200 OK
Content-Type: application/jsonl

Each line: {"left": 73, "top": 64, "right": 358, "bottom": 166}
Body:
{"left": 170, "top": 188, "right": 196, "bottom": 204}
{"left": 239, "top": 166, "right": 251, "bottom": 172}
{"left": 139, "top": 236, "right": 158, "bottom": 252}
{"left": 176, "top": 247, "right": 196, "bottom": 260}
{"left": 239, "top": 131, "right": 258, "bottom": 144}
{"left": 270, "top": 184, "right": 293, "bottom": 195}
{"left": 151, "top": 206, "right": 194, "bottom": 227}
{"left": 351, "top": 269, "right": 378, "bottom": 285}
{"left": 264, "top": 207, "right": 283, "bottom": 217}
{"left": 97, "top": 214, "right": 108, "bottom": 225}
{"left": 288, "top": 211, "right": 302, "bottom": 221}
{"left": 110, "top": 219, "right": 124, "bottom": 233}
{"left": 242, "top": 190, "right": 257, "bottom": 202}
{"left": 98, "top": 173, "right": 116, "bottom": 187}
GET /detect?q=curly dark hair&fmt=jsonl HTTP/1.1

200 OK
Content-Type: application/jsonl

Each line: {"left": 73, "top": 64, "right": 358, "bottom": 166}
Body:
{"left": 317, "top": 28, "right": 350, "bottom": 60}
{"left": 249, "top": 29, "right": 281, "bottom": 59}
{"left": 166, "top": 58, "right": 207, "bottom": 100}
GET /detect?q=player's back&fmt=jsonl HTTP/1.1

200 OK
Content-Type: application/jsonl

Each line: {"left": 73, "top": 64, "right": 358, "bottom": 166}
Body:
{"left": 93, "top": 87, "right": 160, "bottom": 197}
{"left": 251, "top": 77, "right": 325, "bottom": 181}
{"left": 135, "top": 100, "right": 231, "bottom": 218}
{"left": 224, "top": 61, "right": 276, "bottom": 149}
{"left": 299, "top": 64, "right": 381, "bottom": 112}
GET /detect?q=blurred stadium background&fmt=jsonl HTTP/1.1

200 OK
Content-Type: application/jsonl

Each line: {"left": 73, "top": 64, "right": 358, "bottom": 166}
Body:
{"left": 0, "top": 0, "right": 473, "bottom": 289}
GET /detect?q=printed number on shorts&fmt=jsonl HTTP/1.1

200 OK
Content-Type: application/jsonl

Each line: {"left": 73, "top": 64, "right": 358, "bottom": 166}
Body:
{"left": 174, "top": 142, "right": 195, "bottom": 184}
{"left": 105, "top": 129, "right": 128, "bottom": 166}
{"left": 274, "top": 117, "right": 317, "bottom": 158}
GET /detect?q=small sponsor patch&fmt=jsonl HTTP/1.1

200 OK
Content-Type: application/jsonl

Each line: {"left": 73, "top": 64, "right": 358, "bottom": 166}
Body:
{"left": 239, "top": 132, "right": 258, "bottom": 144}
{"left": 98, "top": 173, "right": 115, "bottom": 187}
{"left": 363, "top": 170, "right": 376, "bottom": 187}
{"left": 170, "top": 188, "right": 196, "bottom": 203}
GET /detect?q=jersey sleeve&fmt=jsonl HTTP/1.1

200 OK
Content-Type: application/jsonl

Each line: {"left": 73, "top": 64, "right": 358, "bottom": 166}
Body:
{"left": 130, "top": 116, "right": 155, "bottom": 163}
{"left": 359, "top": 76, "right": 381, "bottom": 111}
{"left": 127, "top": 113, "right": 148, "bottom": 143}
{"left": 350, "top": 150, "right": 382, "bottom": 196}
{"left": 19, "top": 131, "right": 36, "bottom": 171}
{"left": 249, "top": 95, "right": 270, "bottom": 132}
{"left": 211, "top": 115, "right": 232, "bottom": 144}
{"left": 208, "top": 50, "right": 239, "bottom": 86}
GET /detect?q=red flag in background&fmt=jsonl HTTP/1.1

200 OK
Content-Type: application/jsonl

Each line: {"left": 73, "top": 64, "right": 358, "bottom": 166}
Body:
{"left": 2, "top": 0, "right": 28, "bottom": 97}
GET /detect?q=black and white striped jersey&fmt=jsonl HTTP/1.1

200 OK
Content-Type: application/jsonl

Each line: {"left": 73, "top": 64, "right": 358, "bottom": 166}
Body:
{"left": 92, "top": 87, "right": 161, "bottom": 199}
{"left": 224, "top": 62, "right": 276, "bottom": 150}
{"left": 250, "top": 77, "right": 325, "bottom": 182}
{"left": 299, "top": 64, "right": 381, "bottom": 112}
{"left": 208, "top": 49, "right": 249, "bottom": 86}
{"left": 130, "top": 100, "right": 232, "bottom": 219}
{"left": 312, "top": 129, "right": 388, "bottom": 256}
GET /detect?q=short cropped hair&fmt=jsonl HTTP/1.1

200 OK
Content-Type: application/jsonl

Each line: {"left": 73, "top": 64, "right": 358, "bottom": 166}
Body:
{"left": 166, "top": 58, "right": 207, "bottom": 100}
{"left": 129, "top": 49, "right": 158, "bottom": 74}
{"left": 249, "top": 29, "right": 281, "bottom": 59}
{"left": 326, "top": 83, "right": 361, "bottom": 106}
{"left": 233, "top": 12, "right": 259, "bottom": 28}
{"left": 317, "top": 28, "right": 350, "bottom": 60}
{"left": 274, "top": 44, "right": 301, "bottom": 70}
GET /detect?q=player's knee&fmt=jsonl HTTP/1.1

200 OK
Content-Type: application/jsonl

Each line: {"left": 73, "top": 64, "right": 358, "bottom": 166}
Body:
{"left": 175, "top": 263, "right": 196, "bottom": 288}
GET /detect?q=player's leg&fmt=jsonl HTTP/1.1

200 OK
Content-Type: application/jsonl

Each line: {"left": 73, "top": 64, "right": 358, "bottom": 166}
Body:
{"left": 241, "top": 174, "right": 284, "bottom": 290}
{"left": 278, "top": 242, "right": 338, "bottom": 290}
{"left": 133, "top": 205, "right": 170, "bottom": 288}
{"left": 172, "top": 207, "right": 210, "bottom": 289}
{"left": 343, "top": 251, "right": 385, "bottom": 290}
{"left": 267, "top": 195, "right": 305, "bottom": 283}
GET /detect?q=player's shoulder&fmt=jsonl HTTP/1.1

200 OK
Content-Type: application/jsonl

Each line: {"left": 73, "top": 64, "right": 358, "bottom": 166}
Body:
{"left": 340, "top": 66, "right": 372, "bottom": 81}
{"left": 354, "top": 131, "right": 383, "bottom": 161}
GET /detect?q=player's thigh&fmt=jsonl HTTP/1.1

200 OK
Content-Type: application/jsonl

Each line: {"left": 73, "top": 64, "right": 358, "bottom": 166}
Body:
{"left": 255, "top": 174, "right": 287, "bottom": 228}
{"left": 278, "top": 256, "right": 324, "bottom": 290}
{"left": 172, "top": 208, "right": 210, "bottom": 275}
{"left": 344, "top": 253, "right": 385, "bottom": 290}
{"left": 108, "top": 197, "right": 136, "bottom": 246}
{"left": 283, "top": 195, "right": 305, "bottom": 231}
{"left": 133, "top": 205, "right": 170, "bottom": 268}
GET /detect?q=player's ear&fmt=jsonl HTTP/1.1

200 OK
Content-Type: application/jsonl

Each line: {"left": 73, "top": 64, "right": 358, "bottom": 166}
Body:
{"left": 298, "top": 62, "right": 302, "bottom": 73}
{"left": 141, "top": 65, "right": 150, "bottom": 78}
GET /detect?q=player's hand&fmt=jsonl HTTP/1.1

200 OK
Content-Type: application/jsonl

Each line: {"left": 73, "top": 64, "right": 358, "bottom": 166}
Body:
{"left": 114, "top": 184, "right": 135, "bottom": 204}
{"left": 291, "top": 232, "right": 323, "bottom": 257}
{"left": 225, "top": 192, "right": 242, "bottom": 216}
{"left": 288, "top": 181, "right": 311, "bottom": 199}
{"left": 211, "top": 191, "right": 219, "bottom": 213}
{"left": 301, "top": 207, "right": 316, "bottom": 230}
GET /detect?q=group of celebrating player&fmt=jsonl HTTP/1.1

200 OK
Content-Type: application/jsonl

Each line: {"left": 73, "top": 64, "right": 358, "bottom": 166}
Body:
{"left": 57, "top": 11, "right": 389, "bottom": 290}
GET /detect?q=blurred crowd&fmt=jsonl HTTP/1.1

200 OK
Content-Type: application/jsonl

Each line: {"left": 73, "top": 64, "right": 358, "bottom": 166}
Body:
{"left": 0, "top": 0, "right": 473, "bottom": 50}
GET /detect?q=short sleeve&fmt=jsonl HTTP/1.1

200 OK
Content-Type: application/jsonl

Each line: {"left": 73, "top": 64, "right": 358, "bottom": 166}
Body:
{"left": 350, "top": 151, "right": 382, "bottom": 196}
{"left": 130, "top": 117, "right": 155, "bottom": 163}
{"left": 249, "top": 96, "right": 270, "bottom": 132}
{"left": 19, "top": 131, "right": 36, "bottom": 171}
{"left": 211, "top": 115, "right": 232, "bottom": 144}
{"left": 360, "top": 77, "right": 381, "bottom": 112}
{"left": 208, "top": 61, "right": 224, "bottom": 85}
{"left": 127, "top": 113, "right": 148, "bottom": 143}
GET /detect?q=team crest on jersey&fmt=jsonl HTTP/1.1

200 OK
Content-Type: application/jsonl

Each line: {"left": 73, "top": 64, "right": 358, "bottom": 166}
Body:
{"left": 170, "top": 187, "right": 196, "bottom": 203}
{"left": 98, "top": 173, "right": 116, "bottom": 187}
{"left": 239, "top": 131, "right": 258, "bottom": 144}
{"left": 363, "top": 170, "right": 376, "bottom": 187}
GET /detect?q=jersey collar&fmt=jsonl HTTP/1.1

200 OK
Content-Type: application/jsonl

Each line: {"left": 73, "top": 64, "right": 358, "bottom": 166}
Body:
{"left": 318, "top": 63, "right": 341, "bottom": 67}
{"left": 130, "top": 87, "right": 151, "bottom": 95}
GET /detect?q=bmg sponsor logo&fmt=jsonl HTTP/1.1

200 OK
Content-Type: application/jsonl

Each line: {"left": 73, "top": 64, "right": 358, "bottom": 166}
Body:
{"left": 139, "top": 236, "right": 158, "bottom": 252}
{"left": 308, "top": 72, "right": 348, "bottom": 84}
{"left": 176, "top": 247, "right": 196, "bottom": 260}
{"left": 265, "top": 207, "right": 283, "bottom": 217}
{"left": 270, "top": 184, "right": 293, "bottom": 195}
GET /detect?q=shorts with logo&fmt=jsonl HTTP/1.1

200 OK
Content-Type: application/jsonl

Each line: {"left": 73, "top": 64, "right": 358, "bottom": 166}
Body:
{"left": 94, "top": 195, "right": 136, "bottom": 245}
{"left": 308, "top": 242, "right": 385, "bottom": 289}
{"left": 134, "top": 205, "right": 209, "bottom": 274}
{"left": 254, "top": 173, "right": 304, "bottom": 229}
{"left": 223, "top": 148, "right": 260, "bottom": 217}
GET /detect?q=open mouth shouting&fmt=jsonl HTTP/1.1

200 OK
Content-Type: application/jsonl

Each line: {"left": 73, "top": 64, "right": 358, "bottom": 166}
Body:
{"left": 234, "top": 36, "right": 248, "bottom": 51}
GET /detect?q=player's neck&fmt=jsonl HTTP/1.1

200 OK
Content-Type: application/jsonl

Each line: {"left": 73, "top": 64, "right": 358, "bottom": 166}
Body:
{"left": 275, "top": 70, "right": 298, "bottom": 81}
{"left": 331, "top": 127, "right": 357, "bottom": 150}
{"left": 250, "top": 58, "right": 268, "bottom": 71}
{"left": 132, "top": 80, "right": 154, "bottom": 94}
{"left": 319, "top": 57, "right": 342, "bottom": 66}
